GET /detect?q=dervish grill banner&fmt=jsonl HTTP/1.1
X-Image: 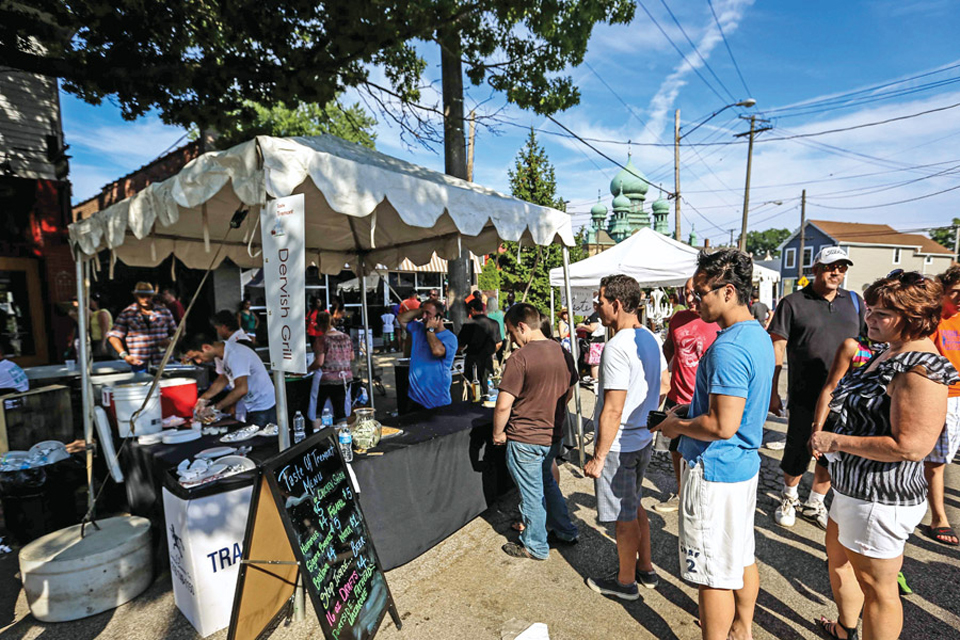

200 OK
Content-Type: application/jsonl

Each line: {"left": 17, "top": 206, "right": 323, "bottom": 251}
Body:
{"left": 261, "top": 194, "right": 307, "bottom": 373}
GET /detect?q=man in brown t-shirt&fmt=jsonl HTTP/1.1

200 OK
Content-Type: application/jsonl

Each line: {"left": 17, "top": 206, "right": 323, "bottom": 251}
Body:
{"left": 494, "top": 303, "right": 579, "bottom": 560}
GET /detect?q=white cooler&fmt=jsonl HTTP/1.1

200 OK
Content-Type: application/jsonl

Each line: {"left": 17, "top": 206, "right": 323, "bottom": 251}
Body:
{"left": 162, "top": 485, "right": 253, "bottom": 637}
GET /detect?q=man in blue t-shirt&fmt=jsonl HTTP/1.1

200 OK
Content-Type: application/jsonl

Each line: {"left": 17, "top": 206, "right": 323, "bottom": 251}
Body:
{"left": 397, "top": 299, "right": 457, "bottom": 410}
{"left": 653, "top": 248, "right": 774, "bottom": 640}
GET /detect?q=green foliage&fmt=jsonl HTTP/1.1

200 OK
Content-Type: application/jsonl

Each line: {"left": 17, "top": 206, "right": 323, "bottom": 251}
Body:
{"left": 194, "top": 99, "right": 377, "bottom": 150}
{"left": 745, "top": 228, "right": 791, "bottom": 258}
{"left": 930, "top": 219, "right": 960, "bottom": 252}
{"left": 493, "top": 130, "right": 584, "bottom": 314}
{"left": 478, "top": 258, "right": 501, "bottom": 293}
{"left": 3, "top": 1, "right": 635, "bottom": 129}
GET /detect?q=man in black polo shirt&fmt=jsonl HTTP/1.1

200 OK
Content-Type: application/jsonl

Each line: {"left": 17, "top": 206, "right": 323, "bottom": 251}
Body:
{"left": 458, "top": 297, "right": 503, "bottom": 391}
{"left": 768, "top": 246, "right": 864, "bottom": 529}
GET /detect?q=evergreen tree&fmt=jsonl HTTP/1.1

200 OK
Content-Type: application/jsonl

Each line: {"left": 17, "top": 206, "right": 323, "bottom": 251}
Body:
{"left": 493, "top": 129, "right": 584, "bottom": 315}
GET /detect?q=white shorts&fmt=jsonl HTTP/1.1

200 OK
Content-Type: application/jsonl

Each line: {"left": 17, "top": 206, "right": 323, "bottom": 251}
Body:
{"left": 830, "top": 492, "right": 927, "bottom": 560}
{"left": 678, "top": 460, "right": 758, "bottom": 590}
{"left": 926, "top": 395, "right": 960, "bottom": 464}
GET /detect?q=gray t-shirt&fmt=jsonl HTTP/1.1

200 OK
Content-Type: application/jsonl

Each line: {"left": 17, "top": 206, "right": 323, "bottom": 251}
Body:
{"left": 751, "top": 301, "right": 770, "bottom": 323}
{"left": 768, "top": 285, "right": 864, "bottom": 407}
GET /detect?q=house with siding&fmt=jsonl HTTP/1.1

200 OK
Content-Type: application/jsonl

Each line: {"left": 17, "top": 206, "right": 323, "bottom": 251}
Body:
{"left": 777, "top": 220, "right": 954, "bottom": 296}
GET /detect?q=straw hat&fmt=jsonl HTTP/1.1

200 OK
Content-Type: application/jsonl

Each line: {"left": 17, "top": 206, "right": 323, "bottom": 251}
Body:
{"left": 132, "top": 282, "right": 157, "bottom": 295}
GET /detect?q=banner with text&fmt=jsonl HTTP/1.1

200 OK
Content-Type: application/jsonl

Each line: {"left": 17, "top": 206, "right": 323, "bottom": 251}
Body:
{"left": 261, "top": 194, "right": 307, "bottom": 373}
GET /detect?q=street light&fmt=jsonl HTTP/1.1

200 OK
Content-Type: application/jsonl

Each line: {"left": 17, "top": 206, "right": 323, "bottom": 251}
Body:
{"left": 673, "top": 99, "right": 757, "bottom": 241}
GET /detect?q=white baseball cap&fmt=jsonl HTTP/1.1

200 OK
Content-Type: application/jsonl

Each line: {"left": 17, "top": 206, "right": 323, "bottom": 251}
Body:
{"left": 814, "top": 246, "right": 853, "bottom": 267}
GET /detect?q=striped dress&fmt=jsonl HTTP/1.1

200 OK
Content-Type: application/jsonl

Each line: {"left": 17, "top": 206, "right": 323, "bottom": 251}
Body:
{"left": 828, "top": 351, "right": 958, "bottom": 506}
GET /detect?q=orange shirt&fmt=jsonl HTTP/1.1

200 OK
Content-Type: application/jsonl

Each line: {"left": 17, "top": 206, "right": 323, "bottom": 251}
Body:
{"left": 933, "top": 313, "right": 960, "bottom": 397}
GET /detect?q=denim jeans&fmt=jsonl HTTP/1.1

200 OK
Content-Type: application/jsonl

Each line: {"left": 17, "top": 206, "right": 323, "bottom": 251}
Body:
{"left": 505, "top": 439, "right": 579, "bottom": 559}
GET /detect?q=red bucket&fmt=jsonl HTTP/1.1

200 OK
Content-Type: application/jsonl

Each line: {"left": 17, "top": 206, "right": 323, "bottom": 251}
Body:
{"left": 159, "top": 378, "right": 198, "bottom": 419}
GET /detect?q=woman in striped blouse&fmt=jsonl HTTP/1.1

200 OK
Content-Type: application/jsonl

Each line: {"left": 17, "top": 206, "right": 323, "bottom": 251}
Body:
{"left": 810, "top": 270, "right": 958, "bottom": 640}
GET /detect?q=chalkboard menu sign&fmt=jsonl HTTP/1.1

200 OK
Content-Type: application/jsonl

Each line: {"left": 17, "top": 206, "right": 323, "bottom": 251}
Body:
{"left": 229, "top": 429, "right": 400, "bottom": 640}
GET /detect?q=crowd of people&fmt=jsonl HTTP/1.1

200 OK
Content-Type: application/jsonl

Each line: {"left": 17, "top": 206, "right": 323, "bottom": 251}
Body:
{"left": 490, "top": 246, "right": 960, "bottom": 640}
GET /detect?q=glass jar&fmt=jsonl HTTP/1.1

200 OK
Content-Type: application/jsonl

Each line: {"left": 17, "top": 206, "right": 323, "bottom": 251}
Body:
{"left": 351, "top": 408, "right": 382, "bottom": 450}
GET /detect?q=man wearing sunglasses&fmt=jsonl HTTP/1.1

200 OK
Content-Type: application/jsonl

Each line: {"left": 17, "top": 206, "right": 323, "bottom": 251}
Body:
{"left": 107, "top": 282, "right": 177, "bottom": 372}
{"left": 768, "top": 246, "right": 865, "bottom": 529}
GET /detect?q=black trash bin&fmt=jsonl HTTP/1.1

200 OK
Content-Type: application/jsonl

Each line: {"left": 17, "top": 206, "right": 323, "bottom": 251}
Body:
{"left": 0, "top": 458, "right": 83, "bottom": 545}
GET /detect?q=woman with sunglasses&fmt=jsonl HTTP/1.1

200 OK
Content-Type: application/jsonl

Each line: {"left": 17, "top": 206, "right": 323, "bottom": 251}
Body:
{"left": 810, "top": 270, "right": 958, "bottom": 640}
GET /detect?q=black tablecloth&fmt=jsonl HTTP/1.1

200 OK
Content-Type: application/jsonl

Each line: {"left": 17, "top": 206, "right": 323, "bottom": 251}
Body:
{"left": 121, "top": 401, "right": 511, "bottom": 570}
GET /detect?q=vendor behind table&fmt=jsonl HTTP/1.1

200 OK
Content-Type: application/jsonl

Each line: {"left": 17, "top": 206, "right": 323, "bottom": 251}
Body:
{"left": 180, "top": 333, "right": 277, "bottom": 426}
{"left": 397, "top": 298, "right": 457, "bottom": 411}
{"left": 107, "top": 282, "right": 177, "bottom": 372}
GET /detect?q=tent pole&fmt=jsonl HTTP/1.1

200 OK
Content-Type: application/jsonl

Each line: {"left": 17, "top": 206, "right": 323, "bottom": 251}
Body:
{"left": 359, "top": 256, "right": 376, "bottom": 412}
{"left": 75, "top": 255, "right": 95, "bottom": 515}
{"left": 550, "top": 288, "right": 555, "bottom": 336}
{"left": 561, "top": 246, "right": 584, "bottom": 470}
{"left": 275, "top": 370, "right": 291, "bottom": 451}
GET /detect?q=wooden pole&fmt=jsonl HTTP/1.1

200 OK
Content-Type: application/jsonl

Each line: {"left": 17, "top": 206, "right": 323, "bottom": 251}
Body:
{"left": 674, "top": 109, "right": 682, "bottom": 241}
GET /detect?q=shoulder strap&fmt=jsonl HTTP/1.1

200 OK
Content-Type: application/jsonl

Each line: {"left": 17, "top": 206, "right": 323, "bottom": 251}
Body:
{"left": 849, "top": 290, "right": 860, "bottom": 316}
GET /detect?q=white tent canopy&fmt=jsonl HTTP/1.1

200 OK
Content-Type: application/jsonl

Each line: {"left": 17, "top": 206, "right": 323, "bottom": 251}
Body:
{"left": 68, "top": 135, "right": 574, "bottom": 272}
{"left": 549, "top": 228, "right": 699, "bottom": 290}
{"left": 550, "top": 227, "right": 784, "bottom": 312}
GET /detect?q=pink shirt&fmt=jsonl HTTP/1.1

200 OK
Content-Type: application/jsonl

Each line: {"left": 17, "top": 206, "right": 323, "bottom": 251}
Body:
{"left": 665, "top": 309, "right": 719, "bottom": 404}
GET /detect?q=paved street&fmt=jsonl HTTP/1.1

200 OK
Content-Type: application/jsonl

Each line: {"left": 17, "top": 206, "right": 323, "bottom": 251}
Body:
{"left": 1, "top": 368, "right": 958, "bottom": 639}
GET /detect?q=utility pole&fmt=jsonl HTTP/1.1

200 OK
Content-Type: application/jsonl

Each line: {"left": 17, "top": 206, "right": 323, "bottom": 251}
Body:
{"left": 466, "top": 110, "right": 476, "bottom": 181}
{"left": 798, "top": 189, "right": 806, "bottom": 279}
{"left": 440, "top": 28, "right": 470, "bottom": 332}
{"left": 735, "top": 114, "right": 771, "bottom": 252}
{"left": 674, "top": 108, "right": 681, "bottom": 241}
{"left": 954, "top": 224, "right": 959, "bottom": 262}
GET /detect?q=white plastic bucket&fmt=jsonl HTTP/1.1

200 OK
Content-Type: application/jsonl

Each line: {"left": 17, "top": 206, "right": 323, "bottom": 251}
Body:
{"left": 111, "top": 383, "right": 163, "bottom": 437}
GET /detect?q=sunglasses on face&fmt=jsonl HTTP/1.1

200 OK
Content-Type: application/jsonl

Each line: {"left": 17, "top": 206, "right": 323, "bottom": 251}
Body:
{"left": 821, "top": 263, "right": 849, "bottom": 273}
{"left": 887, "top": 269, "right": 928, "bottom": 288}
{"left": 692, "top": 284, "right": 727, "bottom": 303}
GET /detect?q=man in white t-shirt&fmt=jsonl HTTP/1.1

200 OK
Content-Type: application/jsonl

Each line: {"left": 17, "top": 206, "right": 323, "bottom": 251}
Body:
{"left": 381, "top": 311, "right": 397, "bottom": 352}
{"left": 182, "top": 334, "right": 277, "bottom": 425}
{"left": 584, "top": 274, "right": 669, "bottom": 601}
{"left": 0, "top": 338, "right": 28, "bottom": 394}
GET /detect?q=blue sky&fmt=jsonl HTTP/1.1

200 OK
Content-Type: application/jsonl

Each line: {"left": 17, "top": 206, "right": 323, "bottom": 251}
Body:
{"left": 62, "top": 0, "right": 960, "bottom": 247}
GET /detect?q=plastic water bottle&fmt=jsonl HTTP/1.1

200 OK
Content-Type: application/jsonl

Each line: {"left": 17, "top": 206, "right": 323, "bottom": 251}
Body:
{"left": 487, "top": 379, "right": 498, "bottom": 402}
{"left": 338, "top": 426, "right": 354, "bottom": 462}
{"left": 293, "top": 411, "right": 306, "bottom": 444}
{"left": 355, "top": 386, "right": 369, "bottom": 407}
{"left": 321, "top": 405, "right": 334, "bottom": 429}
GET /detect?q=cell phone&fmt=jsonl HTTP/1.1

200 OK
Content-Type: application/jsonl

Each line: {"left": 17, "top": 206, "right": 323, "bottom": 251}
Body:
{"left": 647, "top": 410, "right": 668, "bottom": 428}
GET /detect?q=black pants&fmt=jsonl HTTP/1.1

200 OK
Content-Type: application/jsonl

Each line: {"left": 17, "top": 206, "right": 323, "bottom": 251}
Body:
{"left": 246, "top": 406, "right": 278, "bottom": 427}
{"left": 315, "top": 383, "right": 348, "bottom": 425}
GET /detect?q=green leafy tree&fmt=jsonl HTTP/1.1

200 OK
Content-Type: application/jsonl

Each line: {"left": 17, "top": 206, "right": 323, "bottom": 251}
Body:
{"left": 195, "top": 99, "right": 377, "bottom": 150}
{"left": 4, "top": 1, "right": 635, "bottom": 130}
{"left": 477, "top": 257, "right": 501, "bottom": 293}
{"left": 930, "top": 218, "right": 960, "bottom": 252}
{"left": 494, "top": 130, "right": 584, "bottom": 314}
{"left": 745, "top": 228, "right": 791, "bottom": 258}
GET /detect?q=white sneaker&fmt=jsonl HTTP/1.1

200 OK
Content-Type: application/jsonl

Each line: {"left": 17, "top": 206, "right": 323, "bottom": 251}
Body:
{"left": 774, "top": 494, "right": 799, "bottom": 527}
{"left": 653, "top": 493, "right": 680, "bottom": 513}
{"left": 801, "top": 500, "right": 828, "bottom": 530}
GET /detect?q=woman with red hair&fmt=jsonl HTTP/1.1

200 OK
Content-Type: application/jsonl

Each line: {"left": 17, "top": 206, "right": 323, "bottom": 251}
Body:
{"left": 811, "top": 270, "right": 958, "bottom": 640}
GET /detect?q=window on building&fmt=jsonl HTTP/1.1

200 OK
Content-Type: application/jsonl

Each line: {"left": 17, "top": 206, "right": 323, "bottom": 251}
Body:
{"left": 802, "top": 247, "right": 814, "bottom": 268}
{"left": 893, "top": 248, "right": 902, "bottom": 265}
{"left": 784, "top": 248, "right": 796, "bottom": 270}
{"left": 925, "top": 255, "right": 934, "bottom": 265}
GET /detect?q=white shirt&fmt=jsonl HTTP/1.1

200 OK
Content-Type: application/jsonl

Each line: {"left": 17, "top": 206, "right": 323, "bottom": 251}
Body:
{"left": 593, "top": 326, "right": 667, "bottom": 453}
{"left": 221, "top": 341, "right": 275, "bottom": 411}
{"left": 215, "top": 329, "right": 249, "bottom": 374}
{"left": 381, "top": 313, "right": 396, "bottom": 334}
{"left": 0, "top": 359, "right": 28, "bottom": 393}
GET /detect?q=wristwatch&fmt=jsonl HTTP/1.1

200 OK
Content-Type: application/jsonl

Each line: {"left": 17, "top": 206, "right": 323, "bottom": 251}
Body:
{"left": 119, "top": 350, "right": 129, "bottom": 359}
{"left": 427, "top": 327, "right": 436, "bottom": 333}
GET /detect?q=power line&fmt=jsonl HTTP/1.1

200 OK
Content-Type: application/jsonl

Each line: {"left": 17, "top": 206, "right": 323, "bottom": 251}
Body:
{"left": 809, "top": 182, "right": 960, "bottom": 210}
{"left": 635, "top": 0, "right": 730, "bottom": 105}
{"left": 658, "top": 0, "right": 738, "bottom": 103}
{"left": 583, "top": 61, "right": 666, "bottom": 145}
{"left": 770, "top": 76, "right": 960, "bottom": 120}
{"left": 762, "top": 101, "right": 960, "bottom": 142}
{"left": 706, "top": 0, "right": 752, "bottom": 98}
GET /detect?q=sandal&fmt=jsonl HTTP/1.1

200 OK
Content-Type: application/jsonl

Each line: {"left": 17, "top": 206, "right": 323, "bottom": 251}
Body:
{"left": 817, "top": 616, "right": 858, "bottom": 640}
{"left": 510, "top": 521, "right": 525, "bottom": 533}
{"left": 922, "top": 524, "right": 959, "bottom": 546}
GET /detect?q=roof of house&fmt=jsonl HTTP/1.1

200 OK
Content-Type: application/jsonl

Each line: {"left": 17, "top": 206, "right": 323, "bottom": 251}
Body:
{"left": 806, "top": 220, "right": 953, "bottom": 255}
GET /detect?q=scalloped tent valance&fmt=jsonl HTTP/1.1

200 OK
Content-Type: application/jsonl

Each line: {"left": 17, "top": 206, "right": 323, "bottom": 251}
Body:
{"left": 68, "top": 135, "right": 575, "bottom": 274}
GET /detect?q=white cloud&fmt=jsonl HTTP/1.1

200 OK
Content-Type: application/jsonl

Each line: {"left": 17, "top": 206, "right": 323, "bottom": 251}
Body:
{"left": 67, "top": 118, "right": 187, "bottom": 167}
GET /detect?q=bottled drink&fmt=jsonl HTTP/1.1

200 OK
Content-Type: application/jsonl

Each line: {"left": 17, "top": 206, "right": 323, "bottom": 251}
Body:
{"left": 321, "top": 405, "right": 334, "bottom": 428}
{"left": 487, "top": 379, "right": 498, "bottom": 402}
{"left": 293, "top": 411, "right": 306, "bottom": 444}
{"left": 338, "top": 426, "right": 354, "bottom": 462}
{"left": 471, "top": 366, "right": 482, "bottom": 403}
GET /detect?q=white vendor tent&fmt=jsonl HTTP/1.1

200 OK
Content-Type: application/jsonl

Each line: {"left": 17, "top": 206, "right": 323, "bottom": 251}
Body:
{"left": 67, "top": 134, "right": 587, "bottom": 475}
{"left": 549, "top": 227, "right": 782, "bottom": 313}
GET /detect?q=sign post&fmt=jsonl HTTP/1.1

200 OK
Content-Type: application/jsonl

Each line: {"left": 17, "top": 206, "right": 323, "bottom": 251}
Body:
{"left": 228, "top": 431, "right": 401, "bottom": 640}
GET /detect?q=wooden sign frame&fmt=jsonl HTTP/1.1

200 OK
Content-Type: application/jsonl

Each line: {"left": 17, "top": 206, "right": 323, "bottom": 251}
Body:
{"left": 228, "top": 429, "right": 401, "bottom": 640}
